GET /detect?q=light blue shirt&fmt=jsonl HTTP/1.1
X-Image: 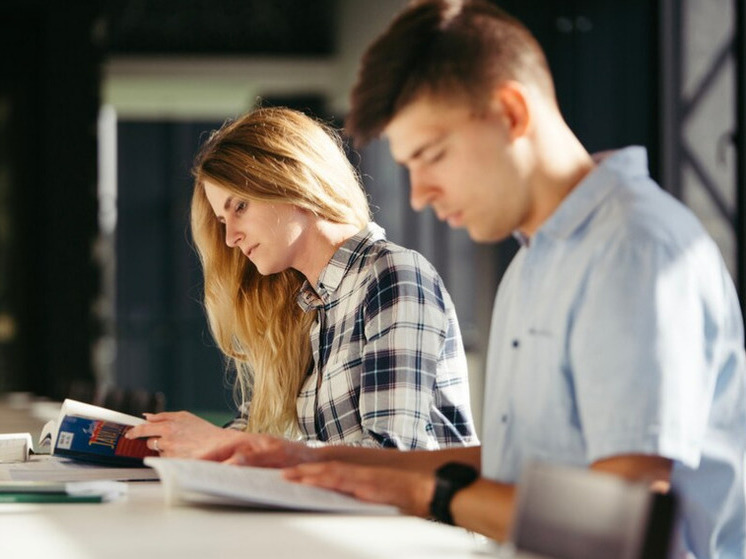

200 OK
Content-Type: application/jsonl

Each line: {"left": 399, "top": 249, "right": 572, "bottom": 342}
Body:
{"left": 481, "top": 147, "right": 746, "bottom": 558}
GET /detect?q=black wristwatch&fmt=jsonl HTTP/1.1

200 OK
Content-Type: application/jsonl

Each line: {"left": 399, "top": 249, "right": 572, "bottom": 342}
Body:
{"left": 429, "top": 462, "right": 479, "bottom": 525}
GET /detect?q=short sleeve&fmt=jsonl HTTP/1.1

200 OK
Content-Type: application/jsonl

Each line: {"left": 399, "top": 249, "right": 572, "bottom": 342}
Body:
{"left": 570, "top": 231, "right": 718, "bottom": 467}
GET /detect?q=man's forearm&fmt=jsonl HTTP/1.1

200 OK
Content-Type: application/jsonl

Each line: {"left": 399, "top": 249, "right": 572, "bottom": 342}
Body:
{"left": 450, "top": 479, "right": 516, "bottom": 541}
{"left": 311, "top": 443, "right": 482, "bottom": 473}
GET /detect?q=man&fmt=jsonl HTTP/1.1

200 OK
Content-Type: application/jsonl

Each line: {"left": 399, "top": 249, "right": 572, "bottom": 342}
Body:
{"left": 203, "top": 1, "right": 746, "bottom": 556}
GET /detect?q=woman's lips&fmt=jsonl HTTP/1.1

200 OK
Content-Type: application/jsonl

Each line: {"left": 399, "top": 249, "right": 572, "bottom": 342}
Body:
{"left": 244, "top": 244, "right": 259, "bottom": 258}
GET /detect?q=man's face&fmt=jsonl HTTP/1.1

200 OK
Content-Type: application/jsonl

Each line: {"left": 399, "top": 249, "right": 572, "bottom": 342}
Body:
{"left": 383, "top": 95, "right": 531, "bottom": 243}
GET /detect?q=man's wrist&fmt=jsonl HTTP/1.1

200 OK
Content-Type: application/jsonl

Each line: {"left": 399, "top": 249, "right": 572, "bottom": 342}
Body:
{"left": 429, "top": 462, "right": 480, "bottom": 525}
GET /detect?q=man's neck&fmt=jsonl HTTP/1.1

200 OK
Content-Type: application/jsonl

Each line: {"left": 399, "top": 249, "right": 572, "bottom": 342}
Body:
{"left": 520, "top": 119, "right": 595, "bottom": 238}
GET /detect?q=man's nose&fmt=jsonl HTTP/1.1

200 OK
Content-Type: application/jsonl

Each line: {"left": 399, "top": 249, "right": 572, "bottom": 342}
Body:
{"left": 409, "top": 169, "right": 433, "bottom": 212}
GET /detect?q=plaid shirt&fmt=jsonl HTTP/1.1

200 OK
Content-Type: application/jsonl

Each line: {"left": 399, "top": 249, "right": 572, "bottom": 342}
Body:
{"left": 291, "top": 223, "right": 477, "bottom": 449}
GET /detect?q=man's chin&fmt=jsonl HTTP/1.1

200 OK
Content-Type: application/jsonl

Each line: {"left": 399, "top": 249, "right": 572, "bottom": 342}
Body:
{"left": 466, "top": 226, "right": 503, "bottom": 244}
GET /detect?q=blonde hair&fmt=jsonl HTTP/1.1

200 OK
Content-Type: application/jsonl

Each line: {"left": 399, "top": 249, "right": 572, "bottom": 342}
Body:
{"left": 191, "top": 107, "right": 370, "bottom": 436}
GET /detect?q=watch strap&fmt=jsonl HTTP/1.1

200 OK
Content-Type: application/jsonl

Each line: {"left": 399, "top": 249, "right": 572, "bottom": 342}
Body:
{"left": 429, "top": 462, "right": 479, "bottom": 525}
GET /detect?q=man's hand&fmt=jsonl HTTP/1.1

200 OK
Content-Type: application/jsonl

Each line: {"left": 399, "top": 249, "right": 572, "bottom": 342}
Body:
{"left": 199, "top": 433, "right": 317, "bottom": 467}
{"left": 125, "top": 411, "right": 240, "bottom": 458}
{"left": 283, "top": 462, "right": 436, "bottom": 517}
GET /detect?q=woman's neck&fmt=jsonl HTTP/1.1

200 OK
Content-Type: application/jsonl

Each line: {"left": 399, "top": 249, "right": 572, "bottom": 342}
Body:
{"left": 296, "top": 220, "right": 363, "bottom": 288}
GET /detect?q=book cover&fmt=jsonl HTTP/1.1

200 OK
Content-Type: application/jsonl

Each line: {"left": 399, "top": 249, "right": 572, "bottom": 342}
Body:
{"left": 54, "top": 415, "right": 157, "bottom": 467}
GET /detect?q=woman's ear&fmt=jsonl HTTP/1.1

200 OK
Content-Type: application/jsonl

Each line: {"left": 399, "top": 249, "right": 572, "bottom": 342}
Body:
{"left": 490, "top": 81, "right": 531, "bottom": 141}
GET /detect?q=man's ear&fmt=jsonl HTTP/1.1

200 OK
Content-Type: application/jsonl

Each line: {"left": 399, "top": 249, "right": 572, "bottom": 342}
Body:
{"left": 490, "top": 81, "right": 531, "bottom": 140}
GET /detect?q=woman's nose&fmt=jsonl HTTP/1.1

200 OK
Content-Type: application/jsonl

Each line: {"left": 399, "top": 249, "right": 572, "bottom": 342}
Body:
{"left": 225, "top": 222, "right": 244, "bottom": 248}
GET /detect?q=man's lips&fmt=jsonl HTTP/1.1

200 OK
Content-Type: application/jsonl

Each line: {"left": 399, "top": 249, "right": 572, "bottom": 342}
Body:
{"left": 437, "top": 210, "right": 464, "bottom": 227}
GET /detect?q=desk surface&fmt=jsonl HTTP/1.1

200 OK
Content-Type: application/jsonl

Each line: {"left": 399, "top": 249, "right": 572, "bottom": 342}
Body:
{"left": 0, "top": 482, "right": 493, "bottom": 559}
{"left": 0, "top": 397, "right": 496, "bottom": 559}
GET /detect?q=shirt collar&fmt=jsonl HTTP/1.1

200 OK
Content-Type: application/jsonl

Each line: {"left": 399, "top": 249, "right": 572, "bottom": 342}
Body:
{"left": 297, "top": 222, "right": 385, "bottom": 310}
{"left": 528, "top": 146, "right": 650, "bottom": 244}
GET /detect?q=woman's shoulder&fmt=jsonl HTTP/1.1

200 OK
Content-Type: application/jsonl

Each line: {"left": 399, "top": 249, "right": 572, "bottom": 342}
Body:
{"left": 363, "top": 238, "right": 441, "bottom": 279}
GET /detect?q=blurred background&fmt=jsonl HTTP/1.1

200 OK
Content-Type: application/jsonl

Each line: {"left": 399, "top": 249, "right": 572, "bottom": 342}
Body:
{"left": 0, "top": 0, "right": 741, "bottom": 434}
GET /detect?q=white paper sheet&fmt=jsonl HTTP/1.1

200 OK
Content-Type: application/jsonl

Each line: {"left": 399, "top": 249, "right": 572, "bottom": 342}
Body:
{"left": 146, "top": 457, "right": 397, "bottom": 514}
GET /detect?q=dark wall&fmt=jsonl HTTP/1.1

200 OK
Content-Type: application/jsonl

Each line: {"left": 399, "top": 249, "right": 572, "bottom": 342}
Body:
{"left": 116, "top": 121, "right": 231, "bottom": 412}
{"left": 496, "top": 0, "right": 659, "bottom": 178}
{"left": 104, "top": 0, "right": 336, "bottom": 56}
{"left": 0, "top": 0, "right": 661, "bottom": 409}
{"left": 0, "top": 2, "right": 101, "bottom": 397}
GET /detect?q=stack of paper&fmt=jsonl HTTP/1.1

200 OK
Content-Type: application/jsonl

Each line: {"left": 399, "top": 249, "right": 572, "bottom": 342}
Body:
{"left": 0, "top": 434, "right": 32, "bottom": 463}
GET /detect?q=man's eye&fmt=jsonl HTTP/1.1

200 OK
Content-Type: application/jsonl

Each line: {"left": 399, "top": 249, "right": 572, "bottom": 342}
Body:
{"left": 427, "top": 150, "right": 445, "bottom": 164}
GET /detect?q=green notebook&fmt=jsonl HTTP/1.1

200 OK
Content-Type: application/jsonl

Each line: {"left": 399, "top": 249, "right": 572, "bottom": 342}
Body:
{"left": 0, "top": 480, "right": 126, "bottom": 503}
{"left": 0, "top": 493, "right": 104, "bottom": 504}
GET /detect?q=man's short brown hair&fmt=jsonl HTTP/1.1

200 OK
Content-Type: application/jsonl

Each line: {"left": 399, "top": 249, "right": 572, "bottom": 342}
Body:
{"left": 346, "top": 0, "right": 554, "bottom": 146}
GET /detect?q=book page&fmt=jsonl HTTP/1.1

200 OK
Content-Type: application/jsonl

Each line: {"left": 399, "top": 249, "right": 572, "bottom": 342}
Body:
{"left": 38, "top": 420, "right": 56, "bottom": 452}
{"left": 145, "top": 457, "right": 397, "bottom": 514}
{"left": 57, "top": 399, "right": 145, "bottom": 427}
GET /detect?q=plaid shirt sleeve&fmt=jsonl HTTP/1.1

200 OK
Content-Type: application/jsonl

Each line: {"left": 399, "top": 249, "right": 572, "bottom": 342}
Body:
{"left": 353, "top": 249, "right": 475, "bottom": 449}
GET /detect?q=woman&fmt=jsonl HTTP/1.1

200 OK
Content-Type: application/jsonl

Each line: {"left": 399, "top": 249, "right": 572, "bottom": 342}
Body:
{"left": 127, "top": 107, "right": 477, "bottom": 456}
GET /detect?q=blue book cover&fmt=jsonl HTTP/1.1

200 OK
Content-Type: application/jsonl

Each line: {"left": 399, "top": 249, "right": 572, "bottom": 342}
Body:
{"left": 54, "top": 415, "right": 158, "bottom": 467}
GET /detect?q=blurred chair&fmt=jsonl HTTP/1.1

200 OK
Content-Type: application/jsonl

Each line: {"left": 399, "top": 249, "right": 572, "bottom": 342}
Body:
{"left": 511, "top": 462, "right": 677, "bottom": 559}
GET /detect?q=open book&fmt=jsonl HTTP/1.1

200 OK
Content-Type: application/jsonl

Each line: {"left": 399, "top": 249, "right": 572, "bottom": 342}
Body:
{"left": 37, "top": 399, "right": 158, "bottom": 467}
{"left": 145, "top": 457, "right": 398, "bottom": 515}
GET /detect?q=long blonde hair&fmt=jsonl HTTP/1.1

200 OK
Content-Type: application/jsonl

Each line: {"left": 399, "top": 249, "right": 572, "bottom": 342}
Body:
{"left": 191, "top": 107, "right": 370, "bottom": 436}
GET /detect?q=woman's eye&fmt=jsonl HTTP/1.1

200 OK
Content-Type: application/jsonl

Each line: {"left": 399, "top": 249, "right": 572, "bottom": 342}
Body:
{"left": 235, "top": 201, "right": 248, "bottom": 213}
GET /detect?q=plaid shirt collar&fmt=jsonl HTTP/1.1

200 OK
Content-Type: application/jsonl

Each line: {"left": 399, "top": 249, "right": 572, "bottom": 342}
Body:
{"left": 297, "top": 222, "right": 385, "bottom": 311}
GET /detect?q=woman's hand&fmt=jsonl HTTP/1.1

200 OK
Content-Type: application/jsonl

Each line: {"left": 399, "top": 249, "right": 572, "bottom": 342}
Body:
{"left": 125, "top": 411, "right": 241, "bottom": 458}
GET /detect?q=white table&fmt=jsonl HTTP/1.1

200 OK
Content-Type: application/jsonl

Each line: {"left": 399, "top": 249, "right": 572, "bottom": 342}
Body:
{"left": 0, "top": 480, "right": 498, "bottom": 559}
{"left": 0, "top": 396, "right": 498, "bottom": 558}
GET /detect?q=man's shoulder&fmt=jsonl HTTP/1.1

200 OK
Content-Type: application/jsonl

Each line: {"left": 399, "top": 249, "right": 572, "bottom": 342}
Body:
{"left": 594, "top": 177, "right": 709, "bottom": 255}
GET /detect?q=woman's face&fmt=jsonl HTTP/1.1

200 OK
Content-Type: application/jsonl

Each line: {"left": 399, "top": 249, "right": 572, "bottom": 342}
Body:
{"left": 203, "top": 180, "right": 312, "bottom": 276}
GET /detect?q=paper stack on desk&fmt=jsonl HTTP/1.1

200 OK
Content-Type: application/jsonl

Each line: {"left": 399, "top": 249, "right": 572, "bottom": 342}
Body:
{"left": 146, "top": 457, "right": 398, "bottom": 514}
{"left": 0, "top": 433, "right": 33, "bottom": 463}
{"left": 1, "top": 454, "right": 159, "bottom": 482}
